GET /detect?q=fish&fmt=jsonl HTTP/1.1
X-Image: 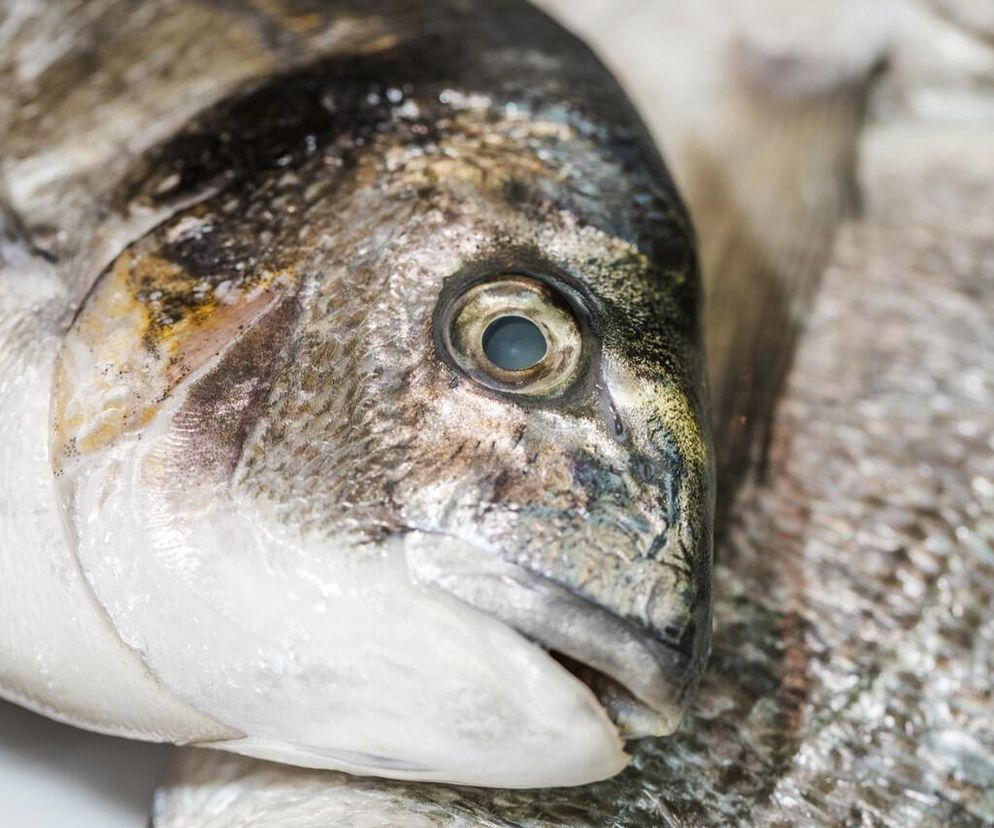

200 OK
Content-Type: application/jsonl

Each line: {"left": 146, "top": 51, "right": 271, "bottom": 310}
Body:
{"left": 0, "top": 0, "right": 714, "bottom": 789}
{"left": 151, "top": 0, "right": 994, "bottom": 825}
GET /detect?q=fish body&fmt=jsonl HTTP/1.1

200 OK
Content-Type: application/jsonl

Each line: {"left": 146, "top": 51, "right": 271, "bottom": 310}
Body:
{"left": 0, "top": 0, "right": 712, "bottom": 788}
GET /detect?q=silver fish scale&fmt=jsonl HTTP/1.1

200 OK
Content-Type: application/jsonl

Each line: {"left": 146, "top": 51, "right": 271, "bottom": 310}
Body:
{"left": 721, "top": 126, "right": 994, "bottom": 826}
{"left": 3, "top": 0, "right": 990, "bottom": 821}
{"left": 154, "top": 118, "right": 994, "bottom": 827}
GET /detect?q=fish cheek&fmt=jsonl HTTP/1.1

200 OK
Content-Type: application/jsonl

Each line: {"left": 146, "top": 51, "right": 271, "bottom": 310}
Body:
{"left": 52, "top": 238, "right": 297, "bottom": 483}
{"left": 155, "top": 296, "right": 299, "bottom": 492}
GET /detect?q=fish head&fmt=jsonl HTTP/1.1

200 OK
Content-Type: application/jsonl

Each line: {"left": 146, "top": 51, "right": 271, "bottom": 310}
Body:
{"left": 51, "top": 39, "right": 712, "bottom": 788}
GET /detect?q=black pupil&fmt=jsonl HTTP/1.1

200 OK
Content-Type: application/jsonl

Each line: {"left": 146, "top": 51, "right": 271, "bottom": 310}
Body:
{"left": 481, "top": 316, "right": 547, "bottom": 371}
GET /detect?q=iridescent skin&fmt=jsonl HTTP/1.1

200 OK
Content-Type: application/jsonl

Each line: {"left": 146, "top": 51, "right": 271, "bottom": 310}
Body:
{"left": 1, "top": 0, "right": 711, "bottom": 788}
{"left": 155, "top": 46, "right": 994, "bottom": 828}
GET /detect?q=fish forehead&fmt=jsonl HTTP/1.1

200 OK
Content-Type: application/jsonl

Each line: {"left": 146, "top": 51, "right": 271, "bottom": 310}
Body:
{"left": 118, "top": 36, "right": 692, "bottom": 280}
{"left": 97, "top": 23, "right": 698, "bottom": 369}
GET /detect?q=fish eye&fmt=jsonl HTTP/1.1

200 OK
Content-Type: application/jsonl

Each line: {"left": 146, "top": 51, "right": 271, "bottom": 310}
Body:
{"left": 481, "top": 316, "right": 548, "bottom": 371}
{"left": 439, "top": 275, "right": 585, "bottom": 398}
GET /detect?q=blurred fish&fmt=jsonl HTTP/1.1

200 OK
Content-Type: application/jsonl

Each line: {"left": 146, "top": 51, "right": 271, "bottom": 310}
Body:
{"left": 0, "top": 0, "right": 713, "bottom": 788}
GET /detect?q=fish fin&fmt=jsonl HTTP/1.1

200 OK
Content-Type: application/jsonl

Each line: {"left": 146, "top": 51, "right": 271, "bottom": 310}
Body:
{"left": 693, "top": 39, "right": 887, "bottom": 534}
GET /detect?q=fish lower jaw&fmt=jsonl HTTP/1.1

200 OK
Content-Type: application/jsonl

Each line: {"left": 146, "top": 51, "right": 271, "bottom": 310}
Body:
{"left": 549, "top": 652, "right": 680, "bottom": 739}
{"left": 404, "top": 531, "right": 693, "bottom": 744}
{"left": 489, "top": 603, "right": 691, "bottom": 743}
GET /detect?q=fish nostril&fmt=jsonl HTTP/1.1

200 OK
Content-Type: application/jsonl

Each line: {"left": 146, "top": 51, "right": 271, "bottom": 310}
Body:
{"left": 482, "top": 315, "right": 547, "bottom": 371}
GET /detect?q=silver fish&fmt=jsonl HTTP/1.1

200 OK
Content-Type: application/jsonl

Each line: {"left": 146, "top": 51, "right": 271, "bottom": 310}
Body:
{"left": 152, "top": 0, "right": 994, "bottom": 825}
{"left": 0, "top": 0, "right": 712, "bottom": 789}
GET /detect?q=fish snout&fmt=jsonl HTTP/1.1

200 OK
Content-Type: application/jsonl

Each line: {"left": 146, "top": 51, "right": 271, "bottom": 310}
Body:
{"left": 405, "top": 532, "right": 704, "bottom": 740}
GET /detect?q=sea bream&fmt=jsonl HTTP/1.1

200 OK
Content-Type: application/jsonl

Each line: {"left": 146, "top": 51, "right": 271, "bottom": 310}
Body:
{"left": 153, "top": 1, "right": 994, "bottom": 824}
{"left": 0, "top": 0, "right": 713, "bottom": 787}
{"left": 152, "top": 115, "right": 994, "bottom": 828}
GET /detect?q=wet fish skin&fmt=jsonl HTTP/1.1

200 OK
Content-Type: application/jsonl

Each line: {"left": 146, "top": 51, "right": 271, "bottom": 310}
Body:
{"left": 154, "top": 69, "right": 994, "bottom": 828}
{"left": 1, "top": 0, "right": 712, "bottom": 788}
{"left": 154, "top": 0, "right": 994, "bottom": 824}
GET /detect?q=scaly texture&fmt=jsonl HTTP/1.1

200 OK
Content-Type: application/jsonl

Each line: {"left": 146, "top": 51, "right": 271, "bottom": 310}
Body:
{"left": 2, "top": 0, "right": 713, "bottom": 788}
{"left": 155, "top": 89, "right": 994, "bottom": 828}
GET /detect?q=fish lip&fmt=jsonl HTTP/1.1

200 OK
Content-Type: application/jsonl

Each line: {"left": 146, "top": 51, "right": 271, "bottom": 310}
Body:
{"left": 405, "top": 533, "right": 695, "bottom": 738}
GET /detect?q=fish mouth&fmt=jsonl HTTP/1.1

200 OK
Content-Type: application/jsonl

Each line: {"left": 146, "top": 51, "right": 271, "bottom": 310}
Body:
{"left": 405, "top": 533, "right": 693, "bottom": 740}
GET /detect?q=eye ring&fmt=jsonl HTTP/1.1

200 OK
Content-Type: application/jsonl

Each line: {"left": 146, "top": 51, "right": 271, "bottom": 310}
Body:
{"left": 439, "top": 275, "right": 585, "bottom": 398}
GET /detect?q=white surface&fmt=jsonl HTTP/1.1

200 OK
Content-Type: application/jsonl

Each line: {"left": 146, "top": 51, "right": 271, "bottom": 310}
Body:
{"left": 0, "top": 700, "right": 169, "bottom": 828}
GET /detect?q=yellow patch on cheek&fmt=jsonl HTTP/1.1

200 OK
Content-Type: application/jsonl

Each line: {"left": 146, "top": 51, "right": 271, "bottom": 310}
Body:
{"left": 52, "top": 252, "right": 158, "bottom": 467}
{"left": 51, "top": 245, "right": 291, "bottom": 471}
